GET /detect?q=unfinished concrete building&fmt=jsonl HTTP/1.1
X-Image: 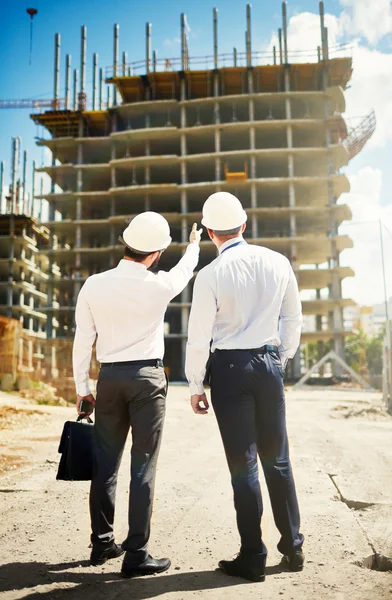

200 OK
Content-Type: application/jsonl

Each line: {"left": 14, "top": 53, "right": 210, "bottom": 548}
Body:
{"left": 30, "top": 2, "right": 375, "bottom": 380}
{"left": 0, "top": 138, "right": 60, "bottom": 376}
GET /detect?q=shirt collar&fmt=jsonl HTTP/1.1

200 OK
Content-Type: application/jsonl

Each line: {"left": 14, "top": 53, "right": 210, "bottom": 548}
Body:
{"left": 116, "top": 259, "right": 147, "bottom": 272}
{"left": 218, "top": 235, "right": 246, "bottom": 255}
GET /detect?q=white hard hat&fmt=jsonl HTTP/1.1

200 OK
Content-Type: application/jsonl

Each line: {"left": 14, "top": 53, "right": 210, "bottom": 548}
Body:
{"left": 119, "top": 212, "right": 172, "bottom": 254}
{"left": 201, "top": 192, "right": 248, "bottom": 231}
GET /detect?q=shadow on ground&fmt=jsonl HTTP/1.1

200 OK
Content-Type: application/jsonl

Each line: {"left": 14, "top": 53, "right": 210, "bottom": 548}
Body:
{"left": 0, "top": 560, "right": 286, "bottom": 599}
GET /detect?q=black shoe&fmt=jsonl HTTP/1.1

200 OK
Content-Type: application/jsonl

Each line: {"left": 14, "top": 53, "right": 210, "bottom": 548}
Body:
{"left": 121, "top": 554, "right": 171, "bottom": 578}
{"left": 218, "top": 552, "right": 266, "bottom": 582}
{"left": 90, "top": 542, "right": 124, "bottom": 566}
{"left": 283, "top": 549, "right": 305, "bottom": 572}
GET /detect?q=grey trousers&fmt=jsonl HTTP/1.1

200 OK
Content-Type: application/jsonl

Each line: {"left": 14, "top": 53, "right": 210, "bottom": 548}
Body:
{"left": 90, "top": 363, "right": 167, "bottom": 562}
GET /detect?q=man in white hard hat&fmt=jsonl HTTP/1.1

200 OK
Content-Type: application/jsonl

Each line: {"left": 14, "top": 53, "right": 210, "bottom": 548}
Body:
{"left": 73, "top": 212, "right": 201, "bottom": 577}
{"left": 185, "top": 192, "right": 304, "bottom": 582}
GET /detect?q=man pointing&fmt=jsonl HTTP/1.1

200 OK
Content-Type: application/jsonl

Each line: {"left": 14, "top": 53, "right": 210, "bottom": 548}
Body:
{"left": 186, "top": 192, "right": 304, "bottom": 582}
{"left": 73, "top": 212, "right": 201, "bottom": 576}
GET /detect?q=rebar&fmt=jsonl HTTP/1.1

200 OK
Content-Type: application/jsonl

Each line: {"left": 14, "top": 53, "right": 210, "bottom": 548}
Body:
{"left": 53, "top": 33, "right": 60, "bottom": 105}
{"left": 65, "top": 54, "right": 71, "bottom": 109}
{"left": 92, "top": 53, "right": 98, "bottom": 110}
{"left": 282, "top": 2, "right": 288, "bottom": 63}
{"left": 213, "top": 8, "right": 218, "bottom": 69}
{"left": 146, "top": 22, "right": 151, "bottom": 73}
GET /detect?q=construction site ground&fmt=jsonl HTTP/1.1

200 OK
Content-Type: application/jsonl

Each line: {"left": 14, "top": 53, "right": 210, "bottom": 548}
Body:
{"left": 0, "top": 385, "right": 391, "bottom": 600}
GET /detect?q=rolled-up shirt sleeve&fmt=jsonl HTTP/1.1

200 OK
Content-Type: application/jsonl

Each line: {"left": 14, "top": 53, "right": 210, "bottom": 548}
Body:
{"left": 278, "top": 265, "right": 303, "bottom": 367}
{"left": 185, "top": 269, "right": 217, "bottom": 395}
{"left": 72, "top": 282, "right": 97, "bottom": 396}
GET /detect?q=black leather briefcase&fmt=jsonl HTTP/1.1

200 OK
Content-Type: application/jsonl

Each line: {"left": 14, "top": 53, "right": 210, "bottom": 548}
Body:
{"left": 56, "top": 415, "right": 95, "bottom": 481}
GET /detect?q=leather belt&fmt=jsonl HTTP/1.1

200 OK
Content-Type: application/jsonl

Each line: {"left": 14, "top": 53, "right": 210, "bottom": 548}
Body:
{"left": 253, "top": 345, "right": 279, "bottom": 354}
{"left": 100, "top": 359, "right": 164, "bottom": 368}
{"left": 216, "top": 345, "right": 279, "bottom": 354}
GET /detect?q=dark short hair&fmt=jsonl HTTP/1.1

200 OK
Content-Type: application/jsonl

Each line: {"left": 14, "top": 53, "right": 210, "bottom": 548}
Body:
{"left": 212, "top": 225, "right": 242, "bottom": 236}
{"left": 124, "top": 246, "right": 154, "bottom": 262}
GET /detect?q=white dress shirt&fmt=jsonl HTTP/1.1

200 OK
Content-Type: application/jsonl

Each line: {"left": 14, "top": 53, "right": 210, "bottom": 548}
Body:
{"left": 185, "top": 237, "right": 302, "bottom": 395}
{"left": 73, "top": 243, "right": 200, "bottom": 396}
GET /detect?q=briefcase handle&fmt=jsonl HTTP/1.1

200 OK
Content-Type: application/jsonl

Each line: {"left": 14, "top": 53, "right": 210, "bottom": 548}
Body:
{"left": 77, "top": 414, "right": 93, "bottom": 424}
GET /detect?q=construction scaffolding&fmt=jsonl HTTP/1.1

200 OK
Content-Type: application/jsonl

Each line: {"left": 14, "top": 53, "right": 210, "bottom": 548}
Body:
{"left": 8, "top": 1, "right": 374, "bottom": 381}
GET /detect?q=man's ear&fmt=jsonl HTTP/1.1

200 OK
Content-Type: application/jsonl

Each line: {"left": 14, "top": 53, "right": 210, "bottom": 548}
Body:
{"left": 146, "top": 250, "right": 159, "bottom": 266}
{"left": 207, "top": 228, "right": 214, "bottom": 241}
{"left": 241, "top": 223, "right": 246, "bottom": 234}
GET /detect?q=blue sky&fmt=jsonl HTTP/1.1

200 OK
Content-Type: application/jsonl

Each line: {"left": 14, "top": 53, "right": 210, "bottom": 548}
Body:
{"left": 1, "top": 0, "right": 392, "bottom": 307}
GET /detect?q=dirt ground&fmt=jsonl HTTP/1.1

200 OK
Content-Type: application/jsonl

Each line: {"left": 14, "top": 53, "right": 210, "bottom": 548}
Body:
{"left": 0, "top": 385, "right": 391, "bottom": 600}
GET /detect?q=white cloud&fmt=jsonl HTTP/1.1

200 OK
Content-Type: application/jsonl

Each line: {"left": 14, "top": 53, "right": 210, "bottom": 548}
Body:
{"left": 272, "top": 7, "right": 392, "bottom": 149}
{"left": 287, "top": 11, "right": 340, "bottom": 52}
{"left": 339, "top": 168, "right": 392, "bottom": 305}
{"left": 344, "top": 45, "right": 392, "bottom": 148}
{"left": 163, "top": 37, "right": 181, "bottom": 48}
{"left": 267, "top": 11, "right": 343, "bottom": 61}
{"left": 339, "top": 0, "right": 392, "bottom": 45}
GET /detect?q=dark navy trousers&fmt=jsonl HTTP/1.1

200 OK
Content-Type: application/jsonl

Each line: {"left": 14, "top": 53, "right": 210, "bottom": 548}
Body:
{"left": 210, "top": 348, "right": 304, "bottom": 556}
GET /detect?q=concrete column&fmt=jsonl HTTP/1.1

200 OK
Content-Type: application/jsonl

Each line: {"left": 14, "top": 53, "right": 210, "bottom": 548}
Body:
{"left": 284, "top": 70, "right": 290, "bottom": 93}
{"left": 286, "top": 97, "right": 295, "bottom": 259}
{"left": 180, "top": 77, "right": 186, "bottom": 103}
{"left": 214, "top": 129, "right": 221, "bottom": 182}
{"left": 251, "top": 184, "right": 258, "bottom": 238}
{"left": 316, "top": 284, "right": 324, "bottom": 363}
{"left": 324, "top": 97, "right": 332, "bottom": 143}
{"left": 180, "top": 190, "right": 188, "bottom": 242}
{"left": 249, "top": 97, "right": 257, "bottom": 238}
{"left": 28, "top": 339, "right": 33, "bottom": 370}
{"left": 285, "top": 96, "right": 292, "bottom": 120}
{"left": 110, "top": 140, "right": 117, "bottom": 193}
{"left": 180, "top": 104, "right": 186, "bottom": 129}
{"left": 46, "top": 149, "right": 57, "bottom": 339}
{"left": 179, "top": 77, "right": 189, "bottom": 375}
{"left": 29, "top": 295, "right": 34, "bottom": 331}
{"left": 110, "top": 196, "right": 116, "bottom": 217}
{"left": 325, "top": 87, "right": 344, "bottom": 370}
{"left": 214, "top": 100, "right": 220, "bottom": 126}
{"left": 181, "top": 287, "right": 190, "bottom": 374}
{"left": 110, "top": 224, "right": 116, "bottom": 246}
{"left": 76, "top": 225, "right": 82, "bottom": 249}
{"left": 180, "top": 188, "right": 189, "bottom": 373}
{"left": 287, "top": 94, "right": 300, "bottom": 377}
{"left": 51, "top": 344, "right": 58, "bottom": 379}
{"left": 111, "top": 166, "right": 116, "bottom": 188}
{"left": 287, "top": 111, "right": 297, "bottom": 249}
{"left": 145, "top": 165, "right": 150, "bottom": 186}
{"left": 76, "top": 166, "right": 82, "bottom": 193}
{"left": 75, "top": 135, "right": 83, "bottom": 276}
{"left": 145, "top": 139, "right": 151, "bottom": 185}
{"left": 75, "top": 197, "right": 82, "bottom": 220}
{"left": 181, "top": 134, "right": 187, "bottom": 183}
{"left": 249, "top": 97, "right": 254, "bottom": 122}
{"left": 213, "top": 72, "right": 219, "bottom": 98}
